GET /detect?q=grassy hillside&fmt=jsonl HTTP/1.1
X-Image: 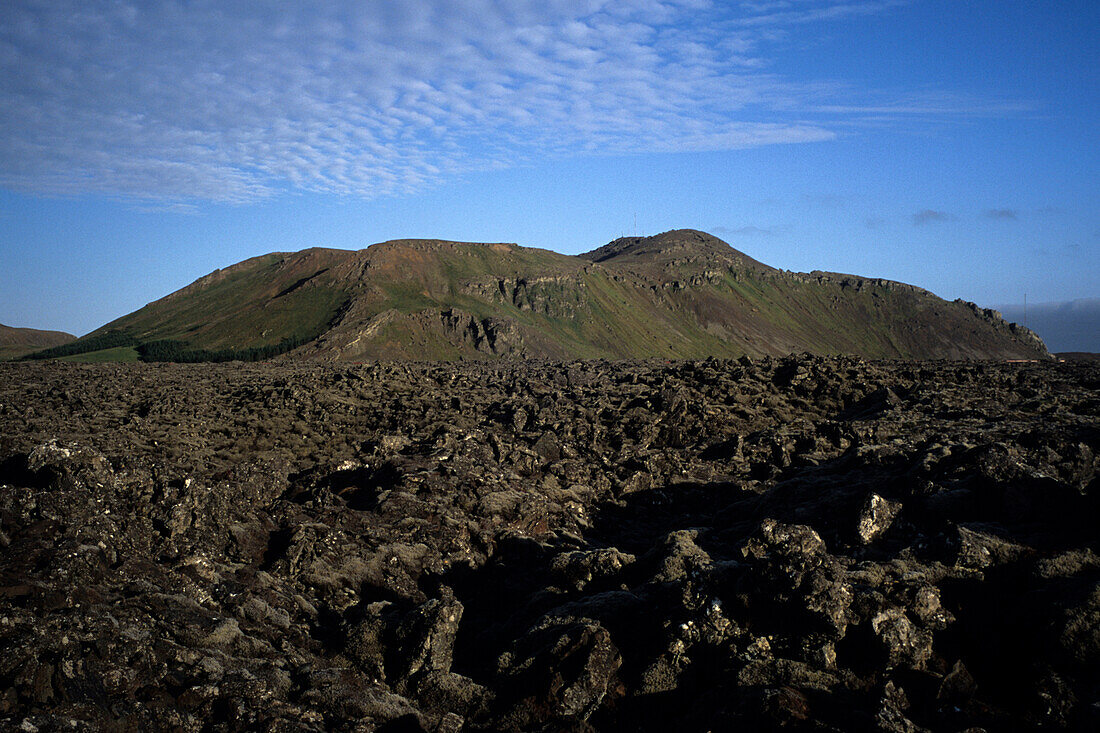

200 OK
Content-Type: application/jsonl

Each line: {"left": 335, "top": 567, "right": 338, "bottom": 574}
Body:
{"left": 0, "top": 324, "right": 76, "bottom": 360}
{"left": 22, "top": 231, "right": 1051, "bottom": 363}
{"left": 94, "top": 250, "right": 351, "bottom": 350}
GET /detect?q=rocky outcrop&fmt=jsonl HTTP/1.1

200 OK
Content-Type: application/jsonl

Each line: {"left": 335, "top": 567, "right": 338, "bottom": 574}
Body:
{"left": 463, "top": 275, "right": 588, "bottom": 318}
{"left": 439, "top": 308, "right": 526, "bottom": 356}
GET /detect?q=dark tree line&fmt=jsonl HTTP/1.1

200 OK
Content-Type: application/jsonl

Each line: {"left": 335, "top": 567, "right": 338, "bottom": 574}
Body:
{"left": 136, "top": 333, "right": 315, "bottom": 363}
{"left": 22, "top": 329, "right": 319, "bottom": 363}
{"left": 22, "top": 330, "right": 137, "bottom": 360}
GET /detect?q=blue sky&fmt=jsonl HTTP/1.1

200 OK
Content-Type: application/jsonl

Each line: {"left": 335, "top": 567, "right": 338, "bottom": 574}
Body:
{"left": 1, "top": 0, "right": 1097, "bottom": 338}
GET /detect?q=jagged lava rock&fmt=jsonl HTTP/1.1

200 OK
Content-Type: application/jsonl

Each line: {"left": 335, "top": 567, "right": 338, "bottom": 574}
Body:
{"left": 0, "top": 356, "right": 1095, "bottom": 730}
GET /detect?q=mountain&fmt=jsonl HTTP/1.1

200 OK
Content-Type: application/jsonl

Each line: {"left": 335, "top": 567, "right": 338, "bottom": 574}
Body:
{"left": 31, "top": 229, "right": 1050, "bottom": 362}
{"left": 996, "top": 298, "right": 1100, "bottom": 354}
{"left": 0, "top": 324, "right": 76, "bottom": 360}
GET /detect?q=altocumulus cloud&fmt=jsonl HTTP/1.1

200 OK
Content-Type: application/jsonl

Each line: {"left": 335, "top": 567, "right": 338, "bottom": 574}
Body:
{"left": 0, "top": 1, "right": 1006, "bottom": 204}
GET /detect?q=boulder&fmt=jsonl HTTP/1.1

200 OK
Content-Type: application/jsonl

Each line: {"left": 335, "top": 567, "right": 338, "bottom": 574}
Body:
{"left": 857, "top": 493, "right": 903, "bottom": 544}
{"left": 492, "top": 619, "right": 621, "bottom": 729}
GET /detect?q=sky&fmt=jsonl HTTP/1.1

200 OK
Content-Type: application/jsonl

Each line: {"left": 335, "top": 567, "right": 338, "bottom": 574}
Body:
{"left": 1, "top": 0, "right": 1097, "bottom": 339}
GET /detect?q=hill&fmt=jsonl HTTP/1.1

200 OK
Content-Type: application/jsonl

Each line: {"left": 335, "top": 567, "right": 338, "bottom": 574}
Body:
{"left": 0, "top": 324, "right": 76, "bottom": 360}
{"left": 28, "top": 229, "right": 1050, "bottom": 362}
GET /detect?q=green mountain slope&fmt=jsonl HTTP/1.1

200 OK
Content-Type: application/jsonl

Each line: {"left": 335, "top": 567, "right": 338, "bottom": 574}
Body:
{"left": 30, "top": 230, "right": 1050, "bottom": 362}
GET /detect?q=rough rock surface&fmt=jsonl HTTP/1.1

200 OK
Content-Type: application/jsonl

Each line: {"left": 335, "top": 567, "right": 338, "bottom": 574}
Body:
{"left": 0, "top": 356, "right": 1097, "bottom": 731}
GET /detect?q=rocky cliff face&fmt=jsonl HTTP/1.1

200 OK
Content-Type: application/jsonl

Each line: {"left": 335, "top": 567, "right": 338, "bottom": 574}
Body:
{"left": 0, "top": 357, "right": 1096, "bottom": 730}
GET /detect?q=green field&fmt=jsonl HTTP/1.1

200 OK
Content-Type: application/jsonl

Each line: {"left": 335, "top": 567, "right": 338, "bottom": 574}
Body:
{"left": 57, "top": 346, "right": 141, "bottom": 362}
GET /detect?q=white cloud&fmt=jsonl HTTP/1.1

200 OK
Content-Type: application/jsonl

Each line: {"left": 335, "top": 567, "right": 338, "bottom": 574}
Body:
{"left": 0, "top": 0, "right": 1017, "bottom": 204}
{"left": 811, "top": 91, "right": 1036, "bottom": 119}
{"left": 734, "top": 0, "right": 911, "bottom": 26}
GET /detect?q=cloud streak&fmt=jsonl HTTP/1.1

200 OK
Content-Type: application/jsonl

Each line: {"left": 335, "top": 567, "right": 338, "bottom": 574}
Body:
{"left": 912, "top": 209, "right": 955, "bottom": 225}
{"left": 716, "top": 225, "right": 777, "bottom": 236}
{"left": 0, "top": 1, "right": 1027, "bottom": 204}
{"left": 734, "top": 0, "right": 912, "bottom": 27}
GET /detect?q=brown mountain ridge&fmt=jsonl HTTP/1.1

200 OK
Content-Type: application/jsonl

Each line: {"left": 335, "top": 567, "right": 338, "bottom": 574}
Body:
{"left": 0, "top": 324, "right": 76, "bottom": 361}
{"left": 32, "top": 229, "right": 1049, "bottom": 362}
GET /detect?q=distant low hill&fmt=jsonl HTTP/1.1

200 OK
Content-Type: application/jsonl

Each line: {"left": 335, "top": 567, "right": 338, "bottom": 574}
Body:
{"left": 26, "top": 229, "right": 1050, "bottom": 362}
{"left": 997, "top": 298, "right": 1100, "bottom": 353}
{"left": 0, "top": 324, "right": 75, "bottom": 360}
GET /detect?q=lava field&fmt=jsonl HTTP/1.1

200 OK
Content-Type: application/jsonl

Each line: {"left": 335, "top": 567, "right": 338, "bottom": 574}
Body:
{"left": 0, "top": 356, "right": 1097, "bottom": 731}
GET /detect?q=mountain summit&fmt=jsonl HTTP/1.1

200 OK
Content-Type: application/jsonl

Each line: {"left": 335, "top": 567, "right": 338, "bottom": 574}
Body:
{"left": 32, "top": 230, "right": 1049, "bottom": 362}
{"left": 581, "top": 228, "right": 771, "bottom": 271}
